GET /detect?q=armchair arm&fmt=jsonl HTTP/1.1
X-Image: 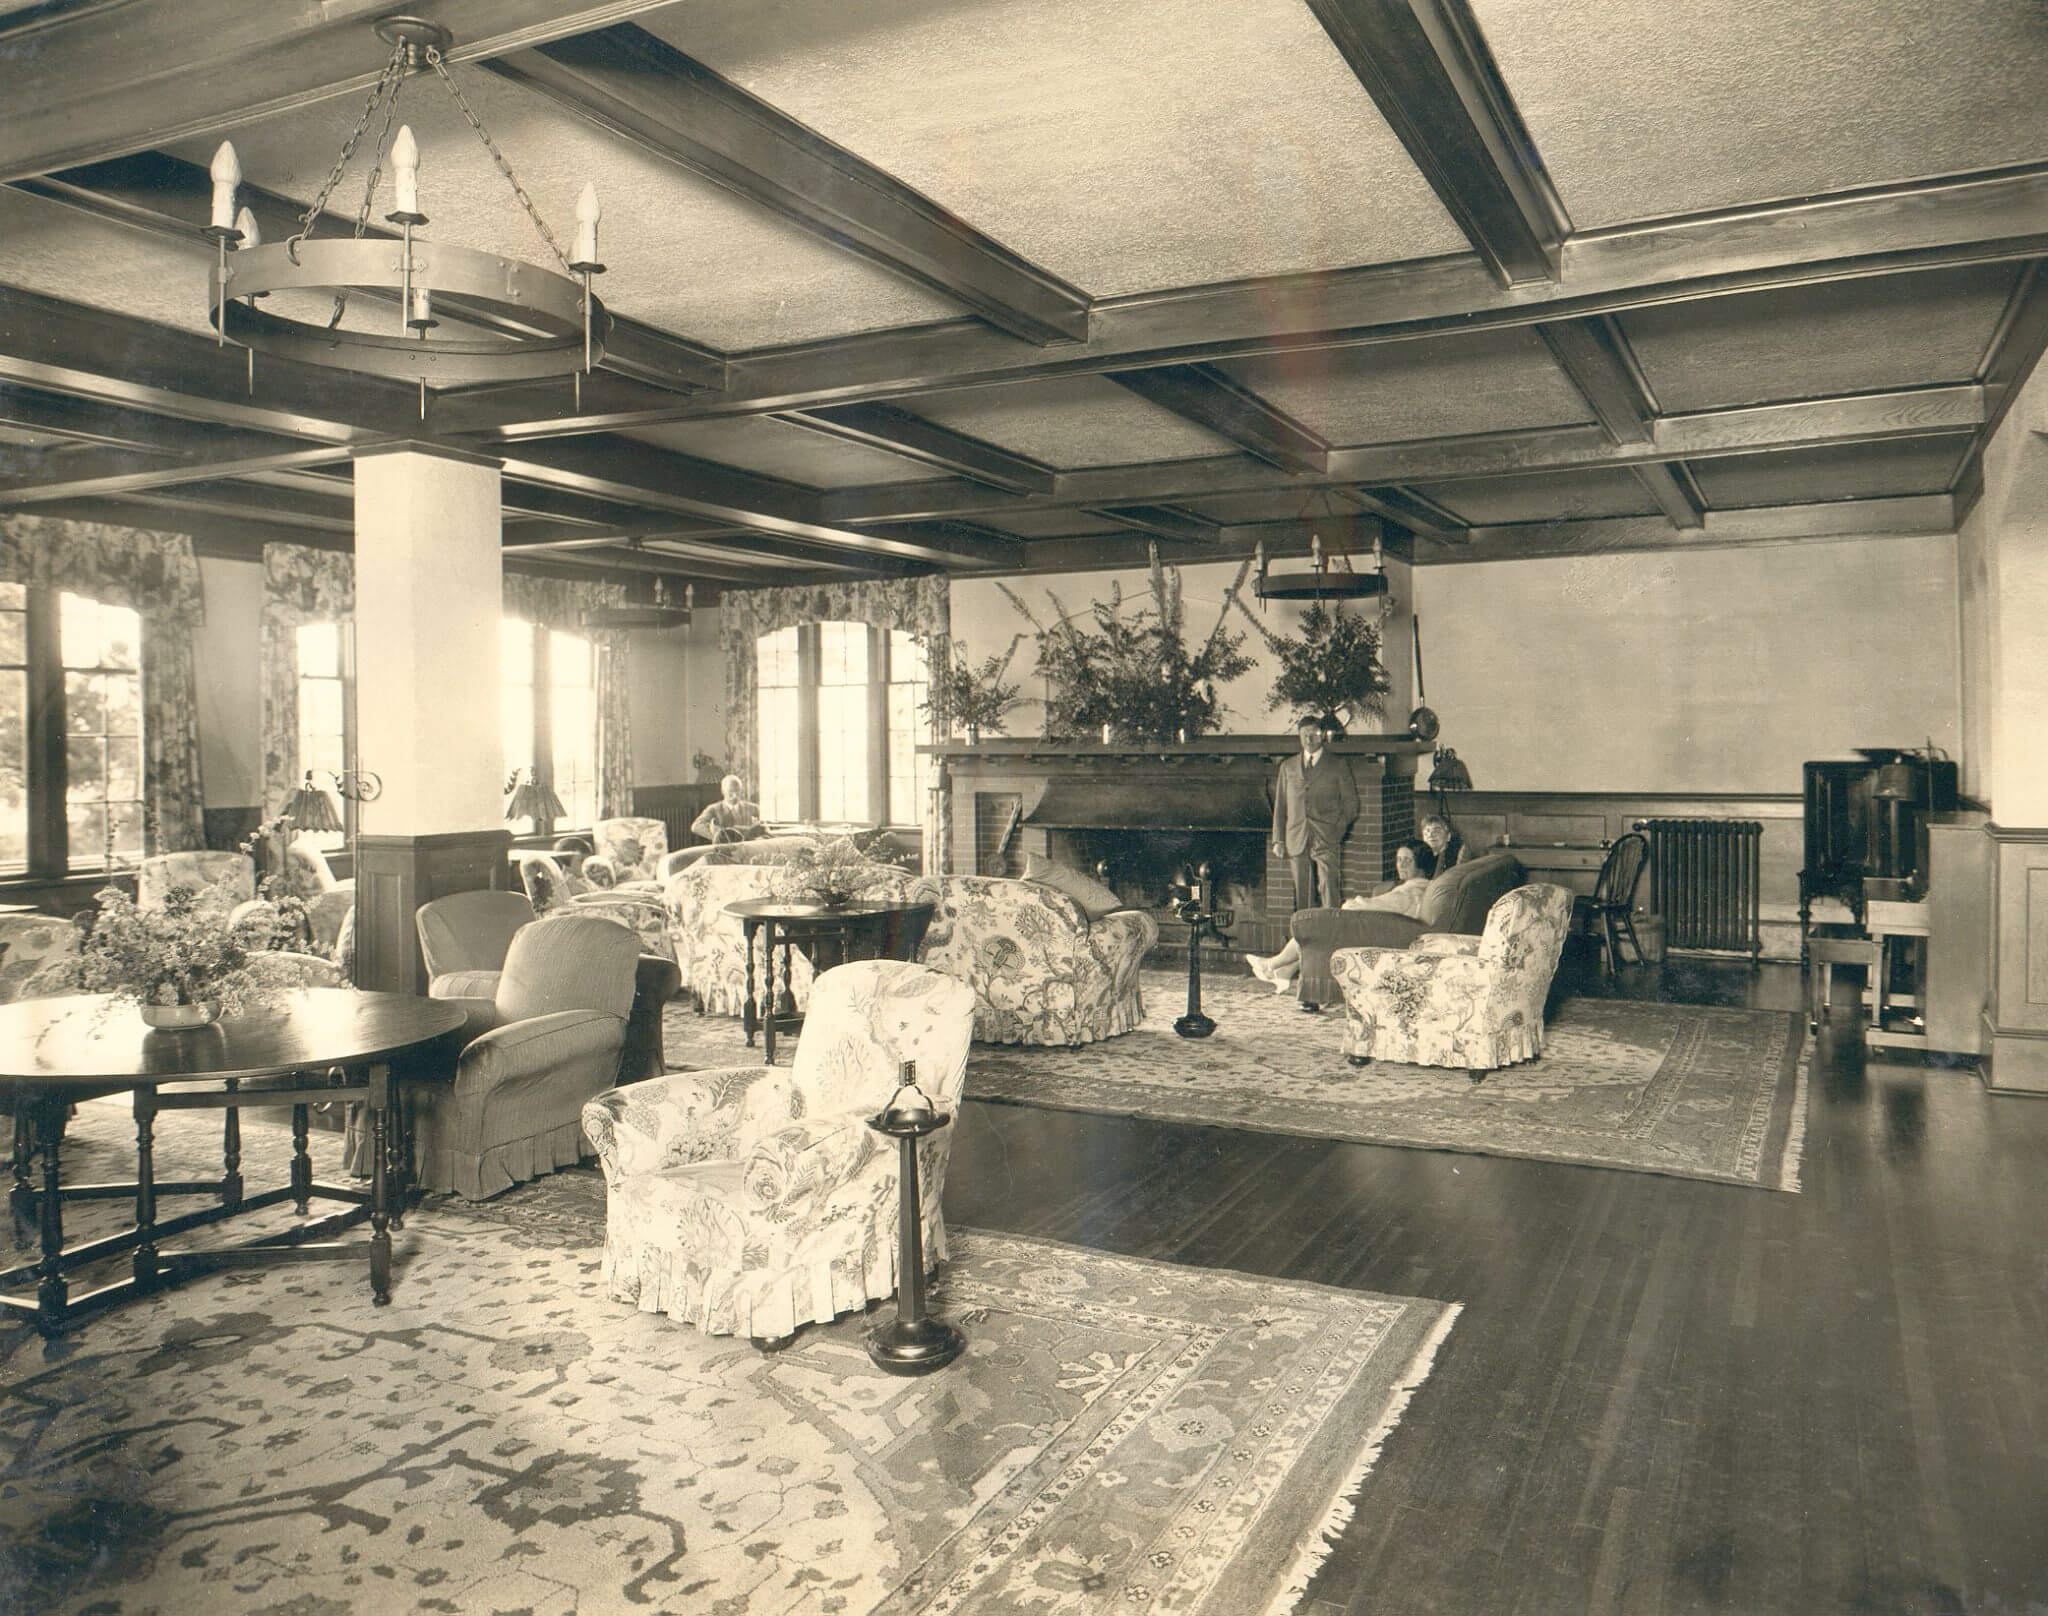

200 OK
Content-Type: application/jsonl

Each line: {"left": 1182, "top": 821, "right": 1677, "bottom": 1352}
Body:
{"left": 739, "top": 1110, "right": 884, "bottom": 1217}
{"left": 429, "top": 970, "right": 502, "bottom": 1002}
{"left": 582, "top": 855, "right": 620, "bottom": 889}
{"left": 436, "top": 993, "right": 501, "bottom": 1043}
{"left": 455, "top": 1008, "right": 622, "bottom": 1094}
{"left": 1410, "top": 933, "right": 1481, "bottom": 957}
{"left": 581, "top": 1063, "right": 787, "bottom": 1184}
{"left": 1329, "top": 945, "right": 1498, "bottom": 1000}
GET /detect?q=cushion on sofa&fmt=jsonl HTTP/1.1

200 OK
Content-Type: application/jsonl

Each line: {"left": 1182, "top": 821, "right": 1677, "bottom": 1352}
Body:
{"left": 1415, "top": 850, "right": 1527, "bottom": 933}
{"left": 1022, "top": 853, "right": 1124, "bottom": 921}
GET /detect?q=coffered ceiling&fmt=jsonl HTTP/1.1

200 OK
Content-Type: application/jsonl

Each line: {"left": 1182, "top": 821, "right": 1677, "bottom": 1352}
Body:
{"left": 1, "top": 0, "right": 2043, "bottom": 600}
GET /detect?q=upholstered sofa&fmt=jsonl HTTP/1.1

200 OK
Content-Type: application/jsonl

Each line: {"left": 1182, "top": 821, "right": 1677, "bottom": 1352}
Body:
{"left": 907, "top": 874, "right": 1158, "bottom": 1046}
{"left": 665, "top": 855, "right": 915, "bottom": 1017}
{"left": 1330, "top": 883, "right": 1575, "bottom": 1076}
{"left": 1289, "top": 850, "right": 1528, "bottom": 1008}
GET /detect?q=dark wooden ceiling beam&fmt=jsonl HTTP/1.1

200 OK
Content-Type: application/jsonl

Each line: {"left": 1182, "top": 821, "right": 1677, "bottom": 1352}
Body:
{"left": 1337, "top": 485, "right": 1469, "bottom": 540}
{"left": 1631, "top": 463, "right": 1707, "bottom": 531}
{"left": 496, "top": 437, "right": 1023, "bottom": 568}
{"left": 1102, "top": 364, "right": 1329, "bottom": 474}
{"left": 1976, "top": 260, "right": 2048, "bottom": 444}
{"left": 773, "top": 403, "right": 1057, "bottom": 494}
{"left": 0, "top": 0, "right": 707, "bottom": 181}
{"left": 1089, "top": 505, "right": 1224, "bottom": 544}
{"left": 0, "top": 439, "right": 354, "bottom": 505}
{"left": 27, "top": 495, "right": 337, "bottom": 555}
{"left": 1440, "top": 494, "right": 1956, "bottom": 565}
{"left": 1304, "top": 0, "right": 1565, "bottom": 284}
{"left": 0, "top": 382, "right": 307, "bottom": 460}
{"left": 1536, "top": 316, "right": 1657, "bottom": 444}
{"left": 107, "top": 477, "right": 356, "bottom": 533}
{"left": 820, "top": 386, "right": 1986, "bottom": 523}
{"left": 486, "top": 27, "right": 1091, "bottom": 346}
{"left": 1003, "top": 534, "right": 1216, "bottom": 574}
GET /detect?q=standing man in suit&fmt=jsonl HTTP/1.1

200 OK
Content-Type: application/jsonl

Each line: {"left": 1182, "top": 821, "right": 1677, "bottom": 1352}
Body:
{"left": 1272, "top": 716, "right": 1359, "bottom": 912}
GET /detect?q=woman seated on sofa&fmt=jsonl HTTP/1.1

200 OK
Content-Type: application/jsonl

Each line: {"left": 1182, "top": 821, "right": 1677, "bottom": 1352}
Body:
{"left": 1246, "top": 838, "right": 1437, "bottom": 991}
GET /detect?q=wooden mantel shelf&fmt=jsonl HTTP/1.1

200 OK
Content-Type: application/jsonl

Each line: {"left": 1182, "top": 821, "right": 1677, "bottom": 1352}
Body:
{"left": 925, "top": 734, "right": 1434, "bottom": 761}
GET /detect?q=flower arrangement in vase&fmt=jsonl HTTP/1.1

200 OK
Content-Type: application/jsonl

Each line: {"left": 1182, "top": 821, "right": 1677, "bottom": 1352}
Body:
{"left": 772, "top": 833, "right": 900, "bottom": 908}
{"left": 998, "top": 548, "right": 1255, "bottom": 743}
{"left": 919, "top": 634, "right": 1024, "bottom": 743}
{"left": 75, "top": 883, "right": 309, "bottom": 1026}
{"left": 1237, "top": 598, "right": 1391, "bottom": 738}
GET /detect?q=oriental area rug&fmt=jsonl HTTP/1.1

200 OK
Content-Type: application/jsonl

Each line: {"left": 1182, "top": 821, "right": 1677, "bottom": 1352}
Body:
{"left": 666, "top": 970, "right": 1809, "bottom": 1192}
{"left": 1, "top": 1100, "right": 1457, "bottom": 1616}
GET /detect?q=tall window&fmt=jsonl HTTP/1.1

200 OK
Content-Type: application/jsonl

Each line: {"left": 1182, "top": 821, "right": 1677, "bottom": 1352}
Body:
{"left": 294, "top": 621, "right": 349, "bottom": 851}
{"left": 754, "top": 622, "right": 927, "bottom": 828}
{"left": 501, "top": 616, "right": 597, "bottom": 835}
{"left": 886, "top": 629, "right": 931, "bottom": 828}
{"left": 0, "top": 585, "right": 149, "bottom": 879}
{"left": 61, "top": 592, "right": 144, "bottom": 872}
{"left": 0, "top": 584, "right": 25, "bottom": 873}
{"left": 756, "top": 626, "right": 800, "bottom": 823}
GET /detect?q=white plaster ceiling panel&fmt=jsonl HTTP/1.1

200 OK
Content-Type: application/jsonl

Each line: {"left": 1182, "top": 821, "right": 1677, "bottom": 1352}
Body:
{"left": 907, "top": 374, "right": 1241, "bottom": 468}
{"left": 1416, "top": 466, "right": 1663, "bottom": 526}
{"left": 0, "top": 187, "right": 217, "bottom": 336}
{"left": 164, "top": 70, "right": 965, "bottom": 352}
{"left": 640, "top": 0, "right": 1472, "bottom": 296}
{"left": 1618, "top": 264, "right": 2024, "bottom": 413}
{"left": 1468, "top": 0, "right": 2048, "bottom": 228}
{"left": 1217, "top": 327, "right": 1593, "bottom": 445}
{"left": 622, "top": 417, "right": 951, "bottom": 487}
{"left": 1689, "top": 435, "right": 1970, "bottom": 509}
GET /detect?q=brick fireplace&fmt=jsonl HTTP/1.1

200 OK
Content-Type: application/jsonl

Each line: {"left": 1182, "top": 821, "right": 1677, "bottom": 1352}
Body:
{"left": 931, "top": 736, "right": 1429, "bottom": 956}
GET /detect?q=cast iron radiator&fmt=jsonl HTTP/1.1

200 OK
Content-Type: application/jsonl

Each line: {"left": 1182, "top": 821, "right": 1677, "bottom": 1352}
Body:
{"left": 1639, "top": 818, "right": 1763, "bottom": 962}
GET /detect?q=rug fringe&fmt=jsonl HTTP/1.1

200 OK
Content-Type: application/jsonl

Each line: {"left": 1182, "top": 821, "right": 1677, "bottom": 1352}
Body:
{"left": 1264, "top": 1301, "right": 1463, "bottom": 1616}
{"left": 1779, "top": 1035, "right": 1814, "bottom": 1194}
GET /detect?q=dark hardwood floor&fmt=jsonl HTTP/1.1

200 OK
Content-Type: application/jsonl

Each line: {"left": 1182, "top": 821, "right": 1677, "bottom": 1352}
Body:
{"left": 941, "top": 946, "right": 2048, "bottom": 1616}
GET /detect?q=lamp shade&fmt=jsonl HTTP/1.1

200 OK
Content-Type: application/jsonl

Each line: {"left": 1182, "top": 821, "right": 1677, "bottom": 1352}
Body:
{"left": 1871, "top": 761, "right": 1923, "bottom": 802}
{"left": 285, "top": 775, "right": 344, "bottom": 832}
{"left": 505, "top": 774, "right": 567, "bottom": 823}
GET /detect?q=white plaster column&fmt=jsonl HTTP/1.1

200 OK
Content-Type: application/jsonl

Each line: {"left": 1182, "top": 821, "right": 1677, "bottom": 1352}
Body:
{"left": 349, "top": 442, "right": 508, "bottom": 991}
{"left": 352, "top": 444, "right": 505, "bottom": 834}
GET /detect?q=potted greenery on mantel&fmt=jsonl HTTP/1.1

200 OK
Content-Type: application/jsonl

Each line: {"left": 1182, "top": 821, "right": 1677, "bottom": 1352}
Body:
{"left": 1237, "top": 598, "right": 1392, "bottom": 738}
{"left": 998, "top": 550, "right": 1255, "bottom": 744}
{"left": 920, "top": 634, "right": 1025, "bottom": 743}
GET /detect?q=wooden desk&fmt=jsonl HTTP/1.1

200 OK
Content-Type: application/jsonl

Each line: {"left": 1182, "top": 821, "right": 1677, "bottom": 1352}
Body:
{"left": 1, "top": 989, "right": 465, "bottom": 1336}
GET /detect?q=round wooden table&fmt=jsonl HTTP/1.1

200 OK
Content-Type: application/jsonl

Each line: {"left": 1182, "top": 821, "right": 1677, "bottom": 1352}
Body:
{"left": 724, "top": 898, "right": 936, "bottom": 1063}
{"left": 1, "top": 989, "right": 467, "bottom": 1337}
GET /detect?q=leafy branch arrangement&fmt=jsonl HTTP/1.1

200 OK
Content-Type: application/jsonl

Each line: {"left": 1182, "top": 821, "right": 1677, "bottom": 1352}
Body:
{"left": 772, "top": 832, "right": 902, "bottom": 907}
{"left": 999, "top": 548, "right": 1255, "bottom": 743}
{"left": 74, "top": 883, "right": 309, "bottom": 1015}
{"left": 1235, "top": 598, "right": 1391, "bottom": 733}
{"left": 919, "top": 633, "right": 1025, "bottom": 738}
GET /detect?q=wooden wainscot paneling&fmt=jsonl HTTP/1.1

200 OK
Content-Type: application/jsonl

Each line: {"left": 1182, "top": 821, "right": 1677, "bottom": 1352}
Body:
{"left": 353, "top": 828, "right": 513, "bottom": 996}
{"left": 1982, "top": 824, "right": 2048, "bottom": 1093}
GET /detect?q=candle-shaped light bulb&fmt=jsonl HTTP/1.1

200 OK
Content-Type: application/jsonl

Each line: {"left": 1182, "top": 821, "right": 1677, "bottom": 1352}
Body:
{"left": 208, "top": 141, "right": 241, "bottom": 230}
{"left": 234, "top": 207, "right": 261, "bottom": 249}
{"left": 684, "top": 583, "right": 695, "bottom": 611}
{"left": 572, "top": 181, "right": 601, "bottom": 265}
{"left": 391, "top": 125, "right": 420, "bottom": 215}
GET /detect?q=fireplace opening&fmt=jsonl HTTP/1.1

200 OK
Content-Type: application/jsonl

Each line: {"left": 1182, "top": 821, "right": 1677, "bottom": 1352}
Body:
{"left": 1049, "top": 828, "right": 1267, "bottom": 915}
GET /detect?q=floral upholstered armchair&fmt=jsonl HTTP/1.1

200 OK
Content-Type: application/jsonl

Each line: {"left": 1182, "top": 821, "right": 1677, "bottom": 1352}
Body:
{"left": 587, "top": 816, "right": 669, "bottom": 891}
{"left": 908, "top": 874, "right": 1158, "bottom": 1046}
{"left": 516, "top": 852, "right": 672, "bottom": 962}
{"left": 137, "top": 851, "right": 255, "bottom": 924}
{"left": 0, "top": 911, "right": 84, "bottom": 1004}
{"left": 1330, "top": 882, "right": 1574, "bottom": 1079}
{"left": 665, "top": 858, "right": 914, "bottom": 1017}
{"left": 582, "top": 959, "right": 976, "bottom": 1340}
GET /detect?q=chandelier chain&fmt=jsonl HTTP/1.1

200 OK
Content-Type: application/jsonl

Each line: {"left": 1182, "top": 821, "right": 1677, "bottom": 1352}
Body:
{"left": 322, "top": 50, "right": 411, "bottom": 329}
{"left": 288, "top": 42, "right": 407, "bottom": 257}
{"left": 426, "top": 45, "right": 575, "bottom": 272}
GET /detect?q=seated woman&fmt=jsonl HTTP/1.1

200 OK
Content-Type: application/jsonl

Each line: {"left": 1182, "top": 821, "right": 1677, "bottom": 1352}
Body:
{"left": 1247, "top": 838, "right": 1437, "bottom": 991}
{"left": 690, "top": 774, "right": 764, "bottom": 844}
{"left": 1420, "top": 814, "right": 1465, "bottom": 872}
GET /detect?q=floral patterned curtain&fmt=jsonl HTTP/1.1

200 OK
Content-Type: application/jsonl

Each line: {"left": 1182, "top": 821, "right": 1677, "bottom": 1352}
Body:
{"left": 259, "top": 543, "right": 354, "bottom": 819}
{"left": 501, "top": 571, "right": 635, "bottom": 817}
{"left": 0, "top": 515, "right": 208, "bottom": 851}
{"left": 717, "top": 574, "right": 951, "bottom": 873}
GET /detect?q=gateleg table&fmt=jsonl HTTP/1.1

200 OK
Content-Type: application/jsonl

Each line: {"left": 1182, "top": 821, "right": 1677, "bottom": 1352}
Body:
{"left": 725, "top": 898, "right": 936, "bottom": 1063}
{"left": 1, "top": 988, "right": 466, "bottom": 1337}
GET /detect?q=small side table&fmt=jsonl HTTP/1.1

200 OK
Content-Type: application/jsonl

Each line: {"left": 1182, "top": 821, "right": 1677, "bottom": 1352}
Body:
{"left": 1807, "top": 933, "right": 1881, "bottom": 1033}
{"left": 864, "top": 1095, "right": 964, "bottom": 1376}
{"left": 726, "top": 898, "right": 936, "bottom": 1064}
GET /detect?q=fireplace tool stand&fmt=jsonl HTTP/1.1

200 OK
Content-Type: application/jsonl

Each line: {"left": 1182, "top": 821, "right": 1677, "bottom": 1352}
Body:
{"left": 1171, "top": 862, "right": 1233, "bottom": 1039}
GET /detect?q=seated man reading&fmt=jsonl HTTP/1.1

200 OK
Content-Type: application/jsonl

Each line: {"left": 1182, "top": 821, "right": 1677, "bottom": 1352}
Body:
{"left": 1246, "top": 838, "right": 1436, "bottom": 993}
{"left": 691, "top": 774, "right": 765, "bottom": 844}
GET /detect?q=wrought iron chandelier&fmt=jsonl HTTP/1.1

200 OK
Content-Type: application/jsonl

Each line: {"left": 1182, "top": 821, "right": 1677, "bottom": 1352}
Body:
{"left": 1253, "top": 490, "right": 1387, "bottom": 602}
{"left": 205, "top": 15, "right": 609, "bottom": 388}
